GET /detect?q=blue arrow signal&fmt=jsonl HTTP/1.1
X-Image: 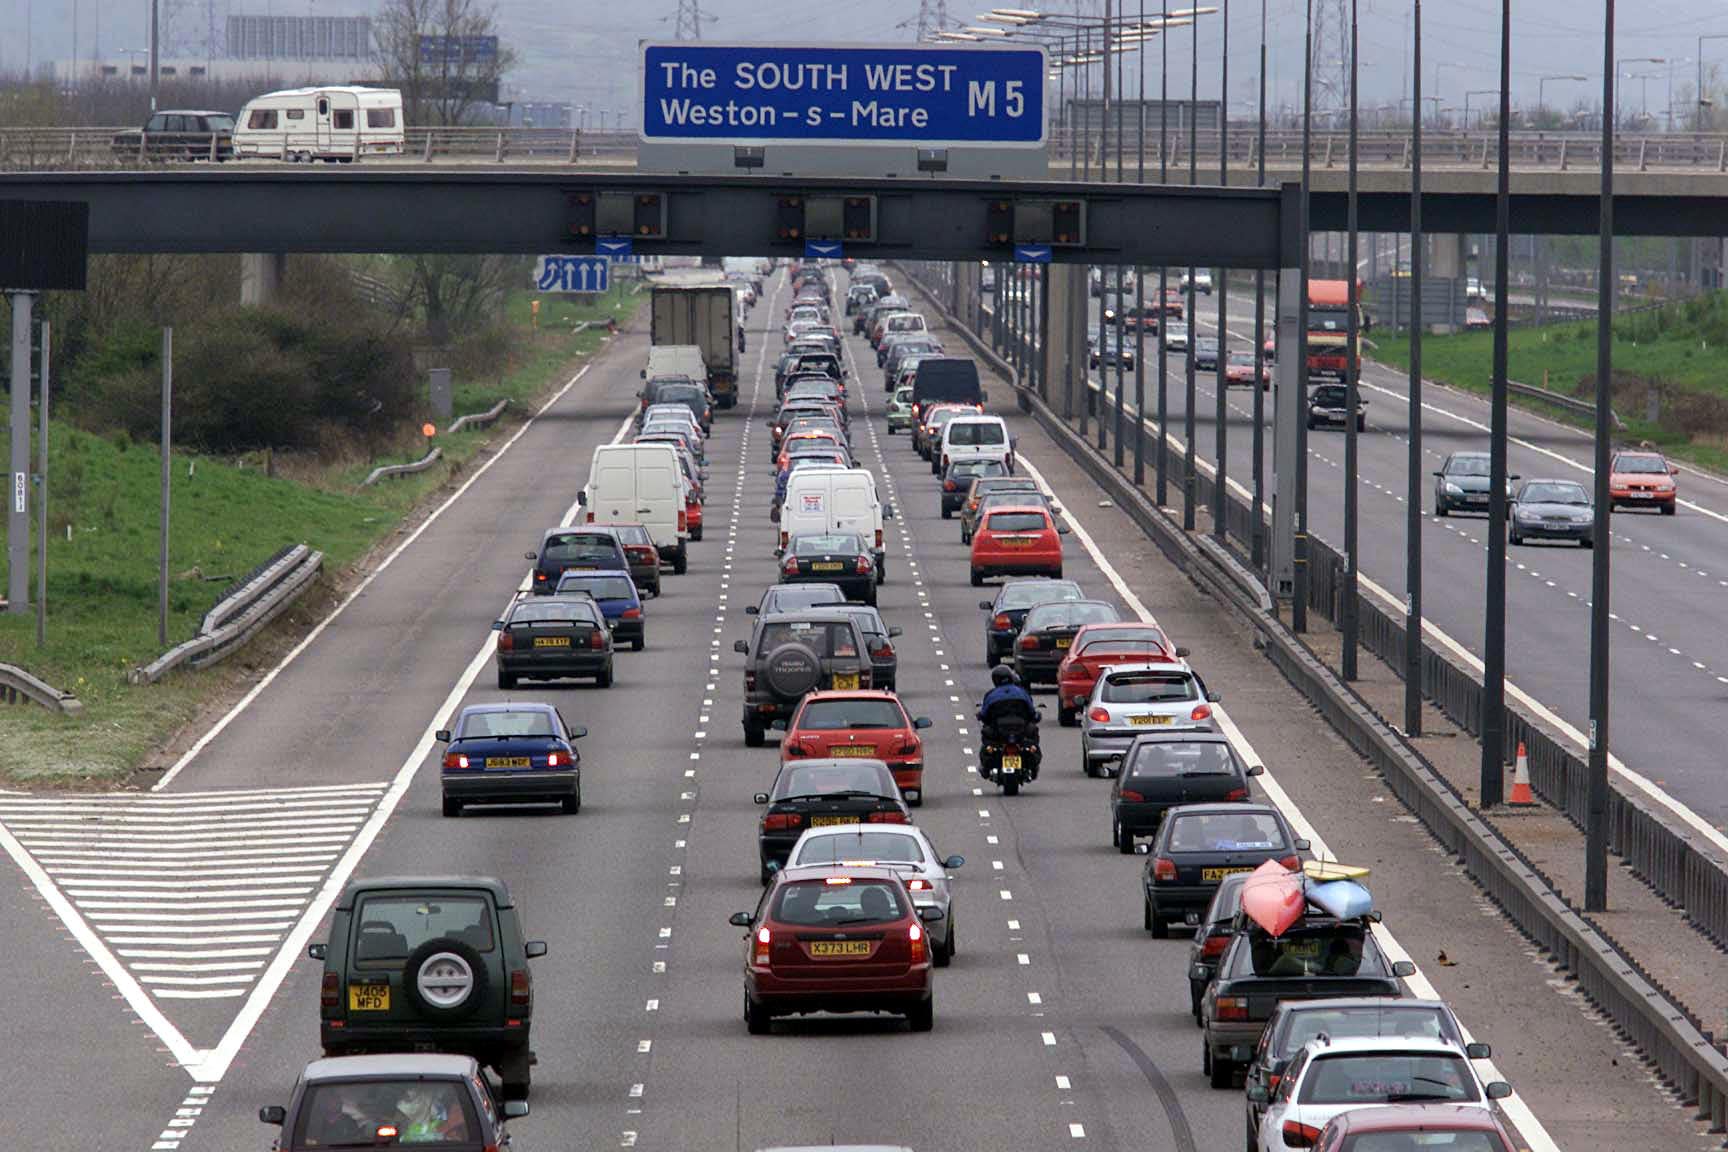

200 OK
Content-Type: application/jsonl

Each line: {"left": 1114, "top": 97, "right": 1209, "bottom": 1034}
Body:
{"left": 597, "top": 236, "right": 634, "bottom": 259}
{"left": 804, "top": 240, "right": 843, "bottom": 260}
{"left": 1013, "top": 244, "right": 1052, "bottom": 264}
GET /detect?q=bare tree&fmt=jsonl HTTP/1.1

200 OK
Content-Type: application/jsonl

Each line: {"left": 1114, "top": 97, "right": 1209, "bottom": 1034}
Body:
{"left": 373, "top": 0, "right": 517, "bottom": 126}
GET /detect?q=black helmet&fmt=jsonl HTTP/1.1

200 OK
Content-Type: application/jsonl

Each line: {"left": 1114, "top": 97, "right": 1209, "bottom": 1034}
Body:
{"left": 991, "top": 665, "right": 1015, "bottom": 687}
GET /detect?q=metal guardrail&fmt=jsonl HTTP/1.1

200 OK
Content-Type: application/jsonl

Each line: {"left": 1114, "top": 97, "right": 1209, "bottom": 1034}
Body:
{"left": 0, "top": 663, "right": 83, "bottom": 715}
{"left": 129, "top": 543, "right": 323, "bottom": 684}
{"left": 1508, "top": 378, "right": 1626, "bottom": 430}
{"left": 904, "top": 261, "right": 1728, "bottom": 1123}
{"left": 445, "top": 399, "right": 508, "bottom": 436}
{"left": 7, "top": 124, "right": 1728, "bottom": 172}
{"left": 362, "top": 446, "right": 442, "bottom": 486}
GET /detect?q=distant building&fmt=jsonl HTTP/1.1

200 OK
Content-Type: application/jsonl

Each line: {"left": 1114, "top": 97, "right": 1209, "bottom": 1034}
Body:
{"left": 225, "top": 15, "right": 374, "bottom": 61}
{"left": 512, "top": 102, "right": 572, "bottom": 129}
{"left": 52, "top": 57, "right": 380, "bottom": 87}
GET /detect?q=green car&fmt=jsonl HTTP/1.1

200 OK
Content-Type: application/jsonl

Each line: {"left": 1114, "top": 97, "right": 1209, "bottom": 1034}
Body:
{"left": 886, "top": 386, "right": 916, "bottom": 435}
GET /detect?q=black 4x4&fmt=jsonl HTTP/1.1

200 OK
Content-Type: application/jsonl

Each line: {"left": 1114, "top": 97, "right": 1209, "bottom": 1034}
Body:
{"left": 309, "top": 876, "right": 548, "bottom": 1099}
{"left": 735, "top": 611, "right": 874, "bottom": 746}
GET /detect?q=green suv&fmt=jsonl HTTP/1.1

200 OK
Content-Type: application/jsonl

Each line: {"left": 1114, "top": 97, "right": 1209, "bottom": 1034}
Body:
{"left": 309, "top": 876, "right": 547, "bottom": 1099}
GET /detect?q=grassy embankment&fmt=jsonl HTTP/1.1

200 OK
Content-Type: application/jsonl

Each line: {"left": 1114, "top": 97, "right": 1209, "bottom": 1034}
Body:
{"left": 1371, "top": 294, "right": 1728, "bottom": 474}
{"left": 0, "top": 283, "right": 638, "bottom": 784}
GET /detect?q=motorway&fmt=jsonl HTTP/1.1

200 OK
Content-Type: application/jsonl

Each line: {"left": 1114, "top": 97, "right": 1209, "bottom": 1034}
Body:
{"left": 1072, "top": 285, "right": 1728, "bottom": 838}
{"left": 0, "top": 267, "right": 1706, "bottom": 1152}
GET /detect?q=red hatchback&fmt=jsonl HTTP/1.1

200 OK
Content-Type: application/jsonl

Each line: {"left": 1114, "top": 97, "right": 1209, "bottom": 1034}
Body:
{"left": 730, "top": 865, "right": 938, "bottom": 1034}
{"left": 970, "top": 505, "right": 1069, "bottom": 586}
{"left": 1315, "top": 1103, "right": 1517, "bottom": 1151}
{"left": 1055, "top": 622, "right": 1187, "bottom": 725}
{"left": 778, "top": 690, "right": 934, "bottom": 806}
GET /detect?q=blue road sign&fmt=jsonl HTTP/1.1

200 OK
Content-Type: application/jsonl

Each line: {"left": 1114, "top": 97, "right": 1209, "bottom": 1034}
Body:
{"left": 1013, "top": 244, "right": 1052, "bottom": 264}
{"left": 804, "top": 240, "right": 843, "bottom": 260}
{"left": 534, "top": 255, "right": 609, "bottom": 293}
{"left": 596, "top": 236, "right": 634, "bottom": 259}
{"left": 640, "top": 43, "right": 1047, "bottom": 147}
{"left": 419, "top": 35, "right": 498, "bottom": 65}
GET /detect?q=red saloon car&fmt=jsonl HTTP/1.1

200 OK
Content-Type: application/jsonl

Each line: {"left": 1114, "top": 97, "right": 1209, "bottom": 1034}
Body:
{"left": 778, "top": 690, "right": 934, "bottom": 806}
{"left": 1054, "top": 622, "right": 1187, "bottom": 725}
{"left": 969, "top": 505, "right": 1069, "bottom": 587}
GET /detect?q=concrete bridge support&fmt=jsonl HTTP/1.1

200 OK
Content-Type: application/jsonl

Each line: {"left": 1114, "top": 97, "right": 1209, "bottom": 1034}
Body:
{"left": 240, "top": 252, "right": 286, "bottom": 306}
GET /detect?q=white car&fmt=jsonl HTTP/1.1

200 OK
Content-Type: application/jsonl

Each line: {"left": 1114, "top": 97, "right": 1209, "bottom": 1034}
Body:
{"left": 1079, "top": 663, "right": 1218, "bottom": 774}
{"left": 1254, "top": 1034, "right": 1512, "bottom": 1151}
{"left": 1164, "top": 321, "right": 1191, "bottom": 352}
{"left": 785, "top": 823, "right": 964, "bottom": 966}
{"left": 1181, "top": 269, "right": 1214, "bottom": 295}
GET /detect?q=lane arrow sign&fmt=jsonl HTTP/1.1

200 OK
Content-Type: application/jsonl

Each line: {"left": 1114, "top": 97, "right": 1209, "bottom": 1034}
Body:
{"left": 804, "top": 240, "right": 843, "bottom": 260}
{"left": 597, "top": 236, "right": 634, "bottom": 258}
{"left": 1013, "top": 244, "right": 1052, "bottom": 264}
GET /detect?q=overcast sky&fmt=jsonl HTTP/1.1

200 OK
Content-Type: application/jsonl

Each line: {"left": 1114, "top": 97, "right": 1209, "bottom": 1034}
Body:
{"left": 7, "top": 0, "right": 1728, "bottom": 125}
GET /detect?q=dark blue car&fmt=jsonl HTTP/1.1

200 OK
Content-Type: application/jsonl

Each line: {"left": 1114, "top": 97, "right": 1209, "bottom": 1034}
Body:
{"left": 553, "top": 569, "right": 645, "bottom": 650}
{"left": 436, "top": 702, "right": 586, "bottom": 818}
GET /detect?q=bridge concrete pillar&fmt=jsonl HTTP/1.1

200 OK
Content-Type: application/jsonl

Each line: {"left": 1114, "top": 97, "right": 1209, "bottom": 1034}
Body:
{"left": 240, "top": 253, "right": 287, "bottom": 307}
{"left": 1428, "top": 233, "right": 1467, "bottom": 281}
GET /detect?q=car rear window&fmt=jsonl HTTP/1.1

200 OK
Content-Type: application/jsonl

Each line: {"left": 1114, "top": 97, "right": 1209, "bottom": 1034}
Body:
{"left": 1076, "top": 639, "right": 1169, "bottom": 660}
{"left": 761, "top": 586, "right": 845, "bottom": 612}
{"left": 775, "top": 761, "right": 891, "bottom": 798}
{"left": 353, "top": 894, "right": 495, "bottom": 962}
{"left": 508, "top": 600, "right": 598, "bottom": 626}
{"left": 795, "top": 831, "right": 924, "bottom": 865}
{"left": 1103, "top": 671, "right": 1198, "bottom": 703}
{"left": 998, "top": 581, "right": 1083, "bottom": 609}
{"left": 799, "top": 699, "right": 906, "bottom": 730}
{"left": 1127, "top": 741, "right": 1236, "bottom": 777}
{"left": 1299, "top": 1052, "right": 1478, "bottom": 1105}
{"left": 948, "top": 421, "right": 1007, "bottom": 446}
{"left": 555, "top": 575, "right": 634, "bottom": 600}
{"left": 986, "top": 512, "right": 1048, "bottom": 533}
{"left": 650, "top": 383, "right": 704, "bottom": 404}
{"left": 979, "top": 479, "right": 1038, "bottom": 496}
{"left": 759, "top": 620, "right": 860, "bottom": 657}
{"left": 295, "top": 1079, "right": 478, "bottom": 1147}
{"left": 542, "top": 534, "right": 620, "bottom": 564}
{"left": 1278, "top": 1006, "right": 1452, "bottom": 1058}
{"left": 771, "top": 879, "right": 908, "bottom": 926}
{"left": 1314, "top": 386, "right": 1348, "bottom": 405}
{"left": 1026, "top": 602, "right": 1119, "bottom": 629}
{"left": 793, "top": 534, "right": 862, "bottom": 556}
{"left": 1166, "top": 810, "right": 1285, "bottom": 852}
{"left": 457, "top": 709, "right": 556, "bottom": 738}
{"left": 1245, "top": 927, "right": 1367, "bottom": 978}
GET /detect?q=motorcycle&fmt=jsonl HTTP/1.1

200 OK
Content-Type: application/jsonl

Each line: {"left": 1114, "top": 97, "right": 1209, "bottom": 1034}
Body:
{"left": 979, "top": 710, "right": 1042, "bottom": 797}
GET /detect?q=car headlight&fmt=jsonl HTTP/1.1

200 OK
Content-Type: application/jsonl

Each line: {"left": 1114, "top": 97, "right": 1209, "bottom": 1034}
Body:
{"left": 1444, "top": 482, "right": 1462, "bottom": 495}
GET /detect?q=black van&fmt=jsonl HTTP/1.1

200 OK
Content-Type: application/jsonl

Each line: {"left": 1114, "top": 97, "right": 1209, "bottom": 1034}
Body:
{"left": 910, "top": 357, "right": 985, "bottom": 415}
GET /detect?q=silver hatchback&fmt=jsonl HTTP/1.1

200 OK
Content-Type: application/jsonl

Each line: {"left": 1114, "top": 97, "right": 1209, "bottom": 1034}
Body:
{"left": 1079, "top": 662, "right": 1221, "bottom": 774}
{"left": 785, "top": 824, "right": 964, "bottom": 966}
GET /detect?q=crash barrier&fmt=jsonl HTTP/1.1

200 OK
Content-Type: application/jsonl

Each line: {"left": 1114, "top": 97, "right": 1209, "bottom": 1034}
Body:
{"left": 446, "top": 399, "right": 508, "bottom": 436}
{"left": 363, "top": 447, "right": 443, "bottom": 486}
{"left": 901, "top": 263, "right": 1728, "bottom": 1120}
{"left": 0, "top": 663, "right": 83, "bottom": 715}
{"left": 129, "top": 544, "right": 324, "bottom": 685}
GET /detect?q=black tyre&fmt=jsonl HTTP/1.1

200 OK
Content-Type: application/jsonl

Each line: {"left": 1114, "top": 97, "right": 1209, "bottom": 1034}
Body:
{"left": 1117, "top": 824, "right": 1135, "bottom": 855}
{"left": 1058, "top": 706, "right": 1076, "bottom": 727}
{"left": 985, "top": 649, "right": 1000, "bottom": 668}
{"left": 497, "top": 668, "right": 517, "bottom": 690}
{"left": 596, "top": 662, "right": 614, "bottom": 688}
{"left": 934, "top": 919, "right": 955, "bottom": 967}
{"left": 672, "top": 545, "right": 689, "bottom": 576}
{"left": 691, "top": 524, "right": 704, "bottom": 542}
{"left": 745, "top": 993, "right": 771, "bottom": 1035}
{"left": 1143, "top": 896, "right": 1155, "bottom": 932}
{"left": 942, "top": 506, "right": 952, "bottom": 519}
{"left": 970, "top": 569, "right": 984, "bottom": 587}
{"left": 1150, "top": 902, "right": 1169, "bottom": 939}
{"left": 1662, "top": 501, "right": 1677, "bottom": 516}
{"left": 442, "top": 795, "right": 462, "bottom": 819}
{"left": 561, "top": 788, "right": 581, "bottom": 815}
{"left": 632, "top": 636, "right": 645, "bottom": 652}
{"left": 907, "top": 997, "right": 935, "bottom": 1032}
{"left": 1209, "top": 1051, "right": 1235, "bottom": 1090}
{"left": 744, "top": 722, "right": 767, "bottom": 748}
{"left": 498, "top": 1049, "right": 532, "bottom": 1101}
{"left": 1002, "top": 777, "right": 1020, "bottom": 797}
{"left": 402, "top": 937, "right": 489, "bottom": 1022}
{"left": 1435, "top": 501, "right": 1449, "bottom": 518}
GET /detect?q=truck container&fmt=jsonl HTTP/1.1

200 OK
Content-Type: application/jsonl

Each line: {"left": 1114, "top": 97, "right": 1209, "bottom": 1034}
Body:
{"left": 651, "top": 284, "right": 739, "bottom": 408}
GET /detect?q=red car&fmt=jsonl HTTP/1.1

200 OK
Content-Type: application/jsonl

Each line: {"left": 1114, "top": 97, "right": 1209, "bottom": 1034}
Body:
{"left": 1054, "top": 622, "right": 1186, "bottom": 725}
{"left": 776, "top": 429, "right": 846, "bottom": 474}
{"left": 730, "top": 864, "right": 937, "bottom": 1034}
{"left": 1224, "top": 351, "right": 1270, "bottom": 390}
{"left": 1313, "top": 1102, "right": 1517, "bottom": 1151}
{"left": 779, "top": 690, "right": 934, "bottom": 806}
{"left": 1608, "top": 449, "right": 1678, "bottom": 514}
{"left": 970, "top": 505, "right": 1069, "bottom": 587}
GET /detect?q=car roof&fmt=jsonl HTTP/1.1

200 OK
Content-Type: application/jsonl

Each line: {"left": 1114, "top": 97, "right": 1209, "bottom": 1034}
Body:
{"left": 1276, "top": 996, "right": 1449, "bottom": 1015}
{"left": 776, "top": 862, "right": 904, "bottom": 884}
{"left": 556, "top": 568, "right": 633, "bottom": 580}
{"left": 1326, "top": 1104, "right": 1506, "bottom": 1134}
{"left": 982, "top": 504, "right": 1053, "bottom": 516}
{"left": 1126, "top": 729, "right": 1229, "bottom": 747}
{"left": 541, "top": 526, "right": 620, "bottom": 540}
{"left": 1168, "top": 801, "right": 1280, "bottom": 817}
{"left": 457, "top": 701, "right": 558, "bottom": 717}
{"left": 799, "top": 689, "right": 901, "bottom": 703}
{"left": 337, "top": 875, "right": 512, "bottom": 908}
{"left": 302, "top": 1053, "right": 479, "bottom": 1082}
{"left": 761, "top": 609, "right": 863, "bottom": 624}
{"left": 1299, "top": 1034, "right": 1466, "bottom": 1057}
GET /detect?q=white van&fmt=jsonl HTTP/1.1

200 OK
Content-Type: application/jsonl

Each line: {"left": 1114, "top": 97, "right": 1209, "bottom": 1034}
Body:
{"left": 580, "top": 443, "right": 690, "bottom": 574}
{"left": 779, "top": 468, "right": 895, "bottom": 582}
{"left": 938, "top": 415, "right": 1014, "bottom": 476}
{"left": 233, "top": 86, "right": 405, "bottom": 161}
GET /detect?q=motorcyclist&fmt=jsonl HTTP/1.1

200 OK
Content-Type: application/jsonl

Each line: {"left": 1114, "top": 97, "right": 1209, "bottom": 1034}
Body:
{"left": 978, "top": 666, "right": 1040, "bottom": 777}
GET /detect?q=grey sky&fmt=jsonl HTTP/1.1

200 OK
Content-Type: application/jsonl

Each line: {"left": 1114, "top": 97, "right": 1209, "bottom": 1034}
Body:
{"left": 7, "top": 0, "right": 1727, "bottom": 125}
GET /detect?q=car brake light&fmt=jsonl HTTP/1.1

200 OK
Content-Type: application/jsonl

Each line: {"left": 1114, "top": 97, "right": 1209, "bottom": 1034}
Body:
{"left": 1216, "top": 994, "right": 1250, "bottom": 1021}
{"left": 1119, "top": 789, "right": 1145, "bottom": 803}
{"left": 855, "top": 555, "right": 873, "bottom": 574}
{"left": 677, "top": 508, "right": 688, "bottom": 532}
{"left": 876, "top": 643, "right": 896, "bottom": 662}
{"left": 545, "top": 751, "right": 564, "bottom": 768}
{"left": 745, "top": 672, "right": 757, "bottom": 690}
{"left": 533, "top": 571, "right": 547, "bottom": 584}
{"left": 589, "top": 630, "right": 606, "bottom": 650}
{"left": 1278, "top": 854, "right": 1301, "bottom": 870}
{"left": 376, "top": 1125, "right": 400, "bottom": 1141}
{"left": 763, "top": 813, "right": 804, "bottom": 831}
{"left": 1225, "top": 787, "right": 1248, "bottom": 802}
{"left": 875, "top": 528, "right": 883, "bottom": 549}
{"left": 1020, "top": 634, "right": 1040, "bottom": 650}
{"left": 754, "top": 925, "right": 772, "bottom": 965}
{"left": 992, "top": 613, "right": 1012, "bottom": 630}
{"left": 621, "top": 607, "right": 642, "bottom": 619}
{"left": 780, "top": 531, "right": 789, "bottom": 550}
{"left": 1088, "top": 706, "right": 1110, "bottom": 723}
{"left": 497, "top": 630, "right": 514, "bottom": 651}
{"left": 1152, "top": 857, "right": 1177, "bottom": 881}
{"left": 909, "top": 922, "right": 927, "bottom": 964}
{"left": 1201, "top": 934, "right": 1229, "bottom": 959}
{"left": 585, "top": 511, "right": 595, "bottom": 524}
{"left": 1267, "top": 1073, "right": 1282, "bottom": 1092}
{"left": 442, "top": 752, "right": 470, "bottom": 770}
{"left": 510, "top": 968, "right": 531, "bottom": 1008}
{"left": 784, "top": 555, "right": 801, "bottom": 575}
{"left": 906, "top": 878, "right": 931, "bottom": 891}
{"left": 321, "top": 971, "right": 339, "bottom": 1009}
{"left": 867, "top": 810, "right": 908, "bottom": 824}
{"left": 1281, "top": 1120, "right": 1322, "bottom": 1148}
{"left": 943, "top": 479, "right": 958, "bottom": 492}
{"left": 1190, "top": 703, "right": 1213, "bottom": 722}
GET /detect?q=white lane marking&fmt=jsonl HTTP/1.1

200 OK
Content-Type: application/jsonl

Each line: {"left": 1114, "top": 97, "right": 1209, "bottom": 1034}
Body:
{"left": 1033, "top": 448, "right": 1563, "bottom": 1152}
{"left": 1042, "top": 1031, "right": 1058, "bottom": 1046}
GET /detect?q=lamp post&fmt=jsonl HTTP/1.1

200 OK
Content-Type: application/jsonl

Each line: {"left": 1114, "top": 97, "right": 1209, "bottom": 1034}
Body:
{"left": 1404, "top": 0, "right": 1425, "bottom": 736}
{"left": 1698, "top": 35, "right": 1728, "bottom": 131}
{"left": 1614, "top": 57, "right": 1664, "bottom": 125}
{"left": 1463, "top": 89, "right": 1499, "bottom": 131}
{"left": 1481, "top": 0, "right": 1513, "bottom": 810}
{"left": 1586, "top": 0, "right": 1616, "bottom": 915}
{"left": 1252, "top": 0, "right": 1269, "bottom": 574}
{"left": 1538, "top": 74, "right": 1588, "bottom": 125}
{"left": 1341, "top": 0, "right": 1359, "bottom": 678}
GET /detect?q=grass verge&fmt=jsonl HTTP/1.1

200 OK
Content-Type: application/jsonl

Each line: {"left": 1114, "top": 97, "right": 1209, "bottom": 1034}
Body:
{"left": 0, "top": 279, "right": 641, "bottom": 785}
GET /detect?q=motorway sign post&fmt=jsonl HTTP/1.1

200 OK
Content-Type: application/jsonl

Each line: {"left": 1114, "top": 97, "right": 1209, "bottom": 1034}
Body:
{"left": 534, "top": 255, "right": 610, "bottom": 294}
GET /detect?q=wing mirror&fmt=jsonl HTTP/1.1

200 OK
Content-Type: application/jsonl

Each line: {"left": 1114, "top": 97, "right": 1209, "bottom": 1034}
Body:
{"left": 435, "top": 729, "right": 452, "bottom": 742}
{"left": 503, "top": 1100, "right": 530, "bottom": 1120}
{"left": 524, "top": 551, "right": 538, "bottom": 560}
{"left": 889, "top": 626, "right": 903, "bottom": 638}
{"left": 768, "top": 719, "right": 787, "bottom": 731}
{"left": 1244, "top": 1083, "right": 1270, "bottom": 1104}
{"left": 577, "top": 491, "right": 588, "bottom": 506}
{"left": 943, "top": 854, "right": 965, "bottom": 869}
{"left": 567, "top": 726, "right": 588, "bottom": 739}
{"left": 1175, "top": 646, "right": 1190, "bottom": 658}
{"left": 979, "top": 600, "right": 994, "bottom": 610}
{"left": 745, "top": 605, "right": 760, "bottom": 615}
{"left": 1392, "top": 959, "right": 1418, "bottom": 978}
{"left": 770, "top": 505, "right": 782, "bottom": 523}
{"left": 259, "top": 1105, "right": 286, "bottom": 1126}
{"left": 1293, "top": 838, "right": 1312, "bottom": 852}
{"left": 1246, "top": 764, "right": 1264, "bottom": 777}
{"left": 1465, "top": 1041, "right": 1492, "bottom": 1060}
{"left": 883, "top": 502, "right": 896, "bottom": 520}
{"left": 917, "top": 905, "right": 946, "bottom": 922}
{"left": 913, "top": 716, "right": 933, "bottom": 730}
{"left": 490, "top": 621, "right": 504, "bottom": 631}
{"left": 1486, "top": 1082, "right": 1514, "bottom": 1101}
{"left": 306, "top": 943, "right": 327, "bottom": 961}
{"left": 733, "top": 639, "right": 750, "bottom": 654}
{"left": 1208, "top": 692, "right": 1224, "bottom": 703}
{"left": 728, "top": 911, "right": 754, "bottom": 927}
{"left": 525, "top": 940, "right": 548, "bottom": 959}
{"left": 753, "top": 792, "right": 771, "bottom": 805}
{"left": 1057, "top": 525, "right": 1071, "bottom": 535}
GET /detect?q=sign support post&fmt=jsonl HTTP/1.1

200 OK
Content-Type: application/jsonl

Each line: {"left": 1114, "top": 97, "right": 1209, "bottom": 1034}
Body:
{"left": 7, "top": 291, "right": 32, "bottom": 614}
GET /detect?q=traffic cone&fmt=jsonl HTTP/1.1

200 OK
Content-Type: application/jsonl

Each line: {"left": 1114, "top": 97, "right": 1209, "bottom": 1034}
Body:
{"left": 1508, "top": 742, "right": 1536, "bottom": 806}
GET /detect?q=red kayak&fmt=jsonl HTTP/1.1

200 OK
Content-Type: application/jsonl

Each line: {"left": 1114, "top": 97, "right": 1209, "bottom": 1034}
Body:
{"left": 1241, "top": 859, "right": 1304, "bottom": 938}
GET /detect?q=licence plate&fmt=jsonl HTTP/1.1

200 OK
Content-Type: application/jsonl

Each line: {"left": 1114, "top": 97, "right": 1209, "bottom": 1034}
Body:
{"left": 1054, "top": 637, "right": 1072, "bottom": 649}
{"left": 1202, "top": 866, "right": 1254, "bottom": 882}
{"left": 831, "top": 673, "right": 860, "bottom": 690}
{"left": 809, "top": 940, "right": 872, "bottom": 958}
{"left": 1630, "top": 492, "right": 1653, "bottom": 499}
{"left": 487, "top": 756, "right": 532, "bottom": 768}
{"left": 811, "top": 815, "right": 853, "bottom": 827}
{"left": 829, "top": 746, "right": 877, "bottom": 757}
{"left": 533, "top": 636, "right": 570, "bottom": 648}
{"left": 1003, "top": 537, "right": 1034, "bottom": 548}
{"left": 348, "top": 982, "right": 390, "bottom": 1011}
{"left": 1128, "top": 715, "right": 1172, "bottom": 727}
{"left": 812, "top": 561, "right": 845, "bottom": 572}
{"left": 1002, "top": 754, "right": 1022, "bottom": 770}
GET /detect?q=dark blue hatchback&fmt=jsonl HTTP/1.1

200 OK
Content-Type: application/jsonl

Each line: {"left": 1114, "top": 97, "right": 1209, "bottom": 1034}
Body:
{"left": 553, "top": 569, "right": 645, "bottom": 650}
{"left": 437, "top": 702, "right": 587, "bottom": 818}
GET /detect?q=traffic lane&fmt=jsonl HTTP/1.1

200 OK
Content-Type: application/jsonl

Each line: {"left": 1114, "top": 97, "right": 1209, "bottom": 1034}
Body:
{"left": 964, "top": 385, "right": 1701, "bottom": 1151}
{"left": 159, "top": 337, "right": 645, "bottom": 793}
{"left": 175, "top": 365, "right": 752, "bottom": 1152}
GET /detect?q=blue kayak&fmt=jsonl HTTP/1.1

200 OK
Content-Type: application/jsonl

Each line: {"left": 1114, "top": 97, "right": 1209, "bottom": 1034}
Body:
{"left": 1308, "top": 878, "right": 1373, "bottom": 920}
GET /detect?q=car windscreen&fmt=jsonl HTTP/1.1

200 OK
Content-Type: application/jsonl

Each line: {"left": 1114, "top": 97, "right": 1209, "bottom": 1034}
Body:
{"left": 1313, "top": 386, "right": 1348, "bottom": 405}
{"left": 1615, "top": 454, "right": 1667, "bottom": 474}
{"left": 1243, "top": 926, "right": 1365, "bottom": 978}
{"left": 1025, "top": 602, "right": 1119, "bottom": 630}
{"left": 1520, "top": 483, "right": 1588, "bottom": 505}
{"left": 771, "top": 878, "right": 907, "bottom": 926}
{"left": 1278, "top": 1005, "right": 1452, "bottom": 1058}
{"left": 1166, "top": 810, "right": 1285, "bottom": 852}
{"left": 542, "top": 534, "right": 621, "bottom": 565}
{"left": 1102, "top": 671, "right": 1198, "bottom": 704}
{"left": 1299, "top": 1052, "right": 1478, "bottom": 1105}
{"left": 792, "top": 534, "right": 863, "bottom": 556}
{"left": 1446, "top": 455, "right": 1490, "bottom": 476}
{"left": 953, "top": 461, "right": 1007, "bottom": 480}
{"left": 762, "top": 586, "right": 845, "bottom": 612}
{"left": 294, "top": 1079, "right": 479, "bottom": 1148}
{"left": 985, "top": 512, "right": 1048, "bottom": 533}
{"left": 608, "top": 525, "right": 651, "bottom": 546}
{"left": 948, "top": 421, "right": 1007, "bottom": 446}
{"left": 353, "top": 894, "right": 495, "bottom": 962}
{"left": 650, "top": 384, "right": 705, "bottom": 404}
{"left": 775, "top": 761, "right": 890, "bottom": 799}
{"left": 759, "top": 620, "right": 860, "bottom": 658}
{"left": 457, "top": 708, "right": 557, "bottom": 738}
{"left": 794, "top": 831, "right": 924, "bottom": 865}
{"left": 799, "top": 699, "right": 906, "bottom": 731}
{"left": 1126, "top": 740, "right": 1236, "bottom": 777}
{"left": 1340, "top": 1136, "right": 1503, "bottom": 1152}
{"left": 555, "top": 575, "right": 634, "bottom": 600}
{"left": 1229, "top": 353, "right": 1256, "bottom": 367}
